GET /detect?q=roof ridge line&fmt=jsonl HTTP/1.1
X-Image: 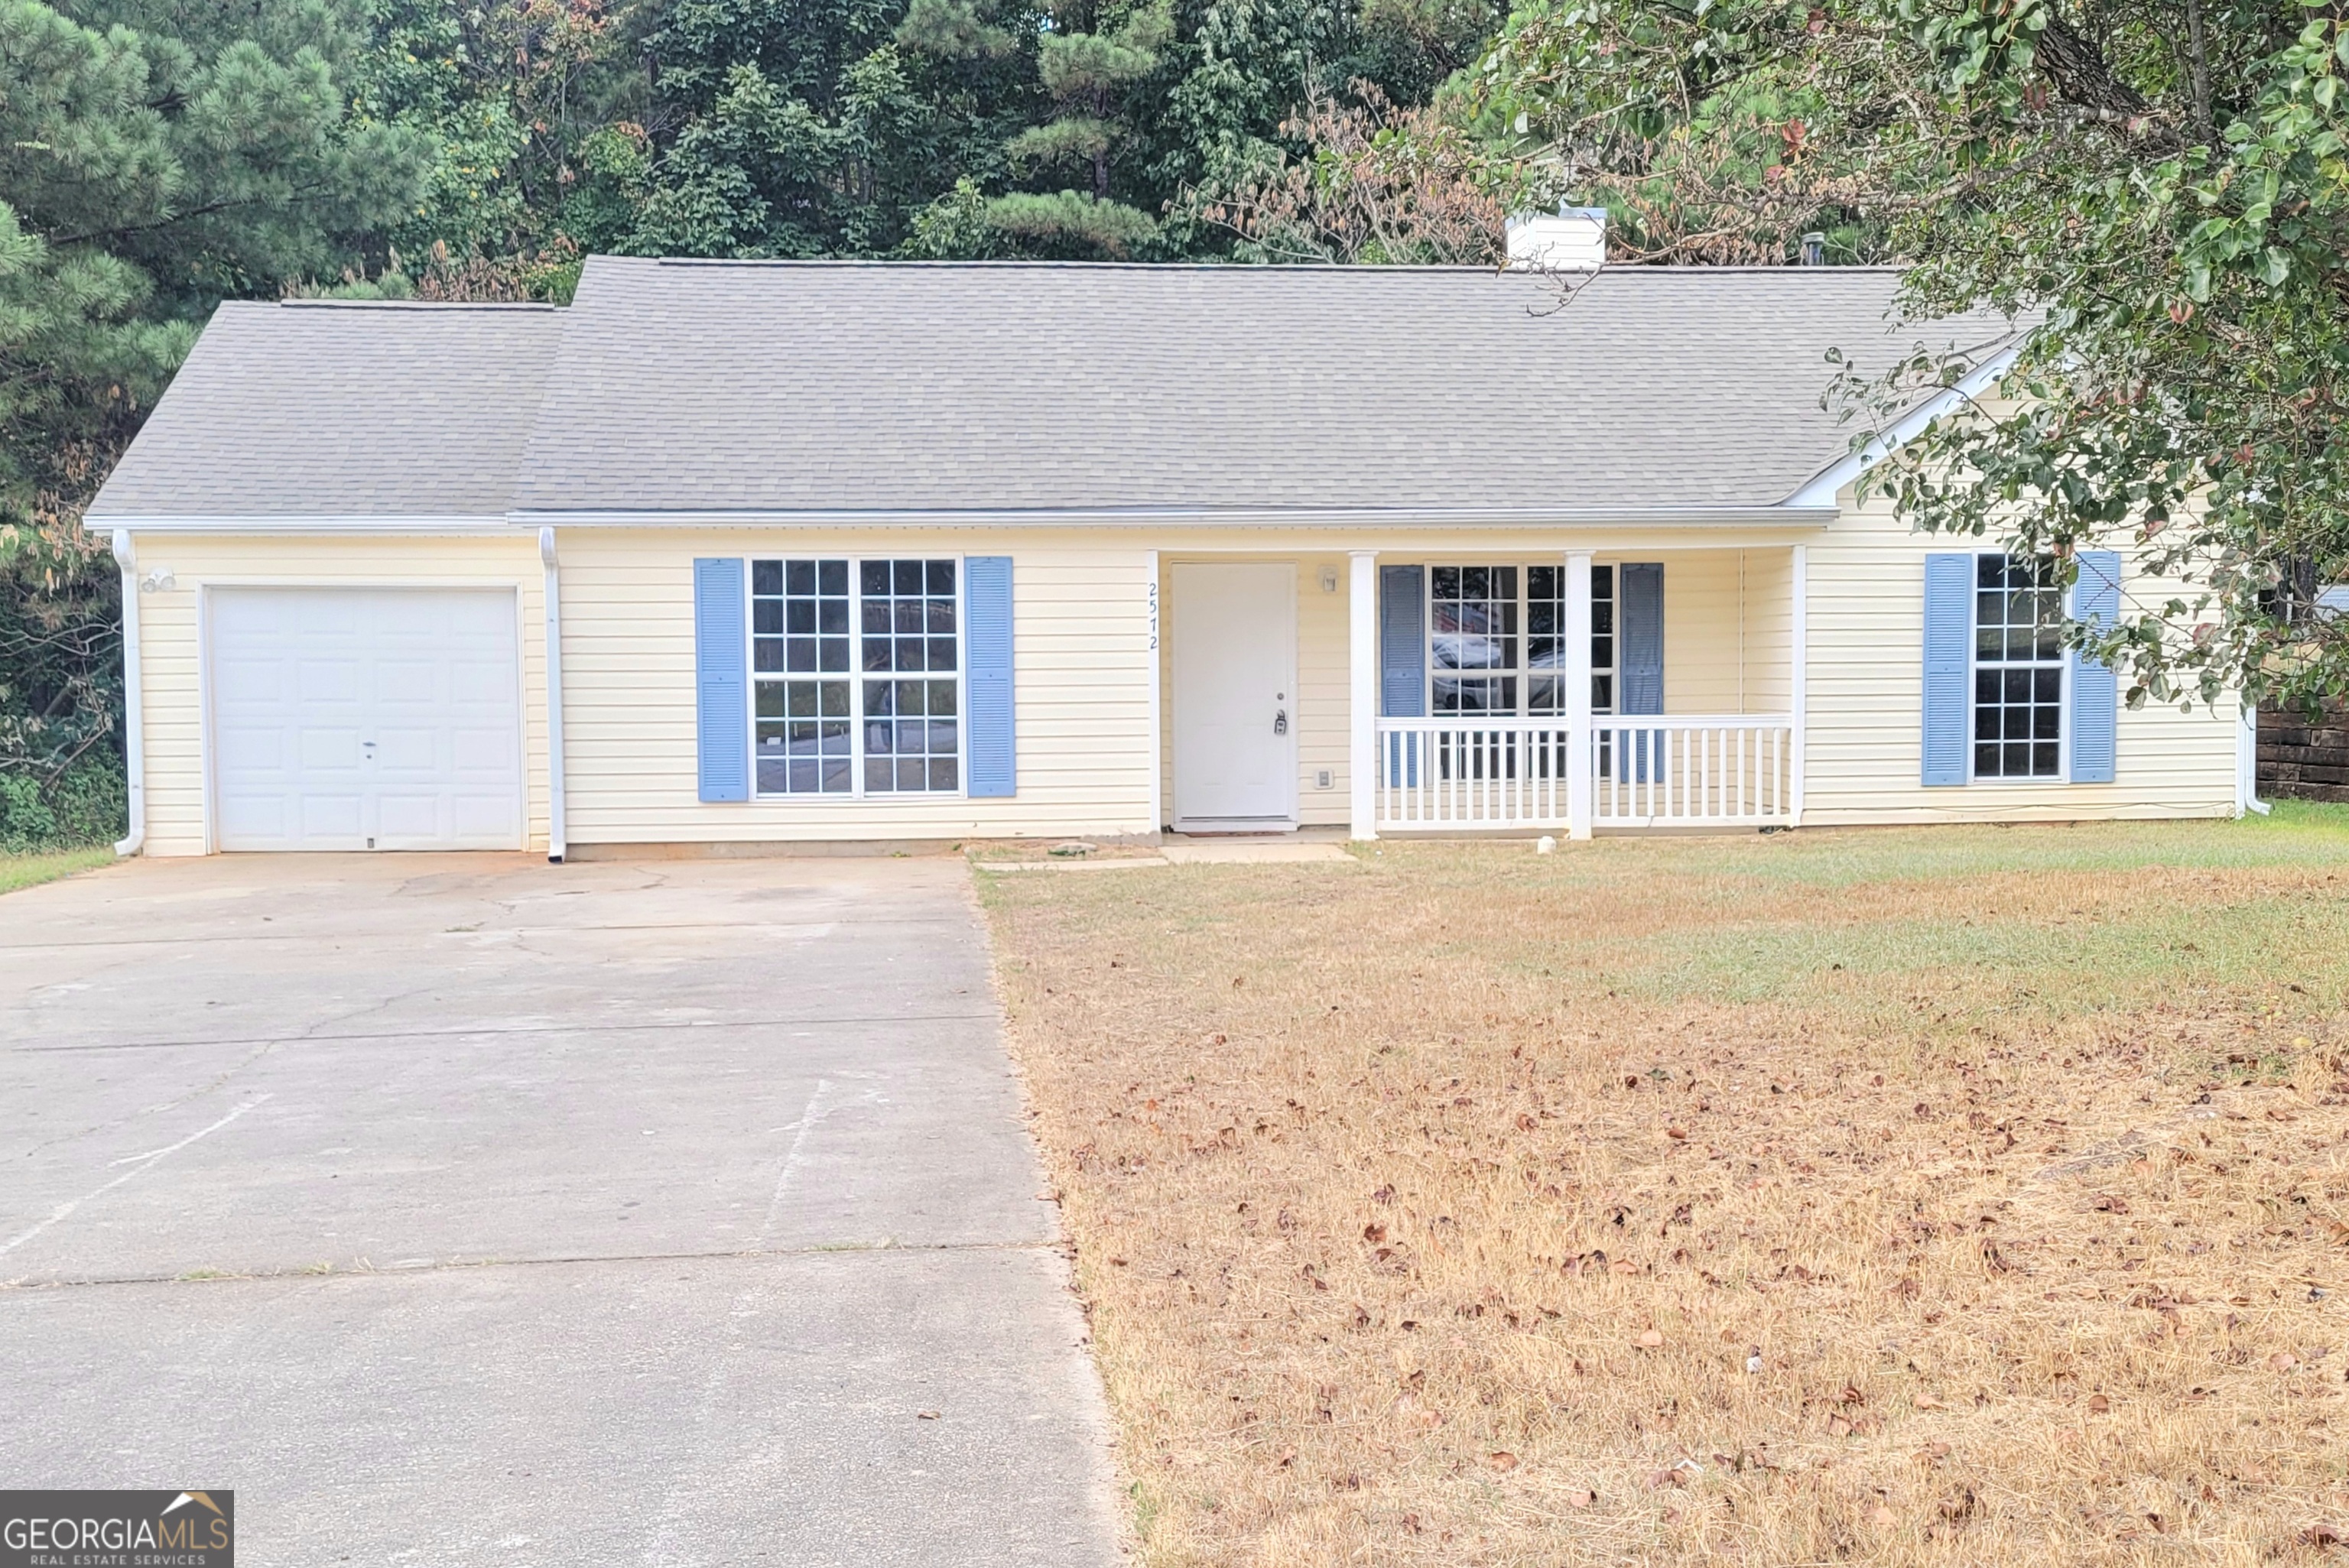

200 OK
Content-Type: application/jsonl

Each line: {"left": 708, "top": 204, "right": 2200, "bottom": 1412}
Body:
{"left": 274, "top": 299, "right": 561, "bottom": 310}
{"left": 626, "top": 256, "right": 1910, "bottom": 276}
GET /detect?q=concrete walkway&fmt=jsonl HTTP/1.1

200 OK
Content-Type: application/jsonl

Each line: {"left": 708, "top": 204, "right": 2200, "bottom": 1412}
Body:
{"left": 0, "top": 853, "right": 1120, "bottom": 1566}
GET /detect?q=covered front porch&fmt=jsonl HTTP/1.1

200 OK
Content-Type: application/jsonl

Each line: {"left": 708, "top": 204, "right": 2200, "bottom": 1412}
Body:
{"left": 1157, "top": 544, "right": 1810, "bottom": 840}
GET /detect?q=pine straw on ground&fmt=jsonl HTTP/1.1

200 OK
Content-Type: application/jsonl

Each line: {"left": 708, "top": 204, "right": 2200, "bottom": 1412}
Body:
{"left": 976, "top": 820, "right": 2349, "bottom": 1567}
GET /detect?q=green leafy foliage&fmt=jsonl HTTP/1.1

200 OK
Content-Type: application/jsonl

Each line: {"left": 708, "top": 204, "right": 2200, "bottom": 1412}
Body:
{"left": 1, "top": 0, "right": 430, "bottom": 841}
{"left": 1486, "top": 0, "right": 2349, "bottom": 711}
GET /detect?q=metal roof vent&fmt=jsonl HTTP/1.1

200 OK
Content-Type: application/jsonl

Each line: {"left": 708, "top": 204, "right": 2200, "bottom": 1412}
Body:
{"left": 1504, "top": 205, "right": 1607, "bottom": 272}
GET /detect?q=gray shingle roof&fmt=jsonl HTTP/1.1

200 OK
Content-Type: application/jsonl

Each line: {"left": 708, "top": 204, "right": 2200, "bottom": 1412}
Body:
{"left": 508, "top": 257, "right": 2012, "bottom": 515}
{"left": 90, "top": 259, "right": 2022, "bottom": 522}
{"left": 88, "top": 300, "right": 564, "bottom": 521}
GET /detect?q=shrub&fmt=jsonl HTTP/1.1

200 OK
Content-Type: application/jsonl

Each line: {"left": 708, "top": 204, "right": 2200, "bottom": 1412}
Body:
{"left": 0, "top": 755, "right": 123, "bottom": 852}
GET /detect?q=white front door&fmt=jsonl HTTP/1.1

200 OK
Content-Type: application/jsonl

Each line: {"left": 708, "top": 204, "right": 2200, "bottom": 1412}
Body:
{"left": 1172, "top": 563, "right": 1297, "bottom": 830}
{"left": 209, "top": 588, "right": 525, "bottom": 851}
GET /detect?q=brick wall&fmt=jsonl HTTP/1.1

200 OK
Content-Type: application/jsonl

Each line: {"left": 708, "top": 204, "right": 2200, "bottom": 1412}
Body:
{"left": 2260, "top": 700, "right": 2349, "bottom": 803}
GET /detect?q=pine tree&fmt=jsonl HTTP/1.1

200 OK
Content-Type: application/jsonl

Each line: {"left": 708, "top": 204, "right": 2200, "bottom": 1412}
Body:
{"left": 985, "top": 0, "right": 1169, "bottom": 255}
{"left": 0, "top": 0, "right": 430, "bottom": 840}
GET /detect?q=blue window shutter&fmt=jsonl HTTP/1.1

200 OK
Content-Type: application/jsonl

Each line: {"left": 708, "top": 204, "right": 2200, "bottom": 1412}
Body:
{"left": 1619, "top": 562, "right": 1665, "bottom": 781}
{"left": 1619, "top": 563, "right": 1664, "bottom": 714}
{"left": 965, "top": 556, "right": 1016, "bottom": 797}
{"left": 1379, "top": 565, "right": 1425, "bottom": 718}
{"left": 694, "top": 557, "right": 749, "bottom": 803}
{"left": 2070, "top": 550, "right": 2120, "bottom": 784}
{"left": 1922, "top": 553, "right": 1972, "bottom": 786}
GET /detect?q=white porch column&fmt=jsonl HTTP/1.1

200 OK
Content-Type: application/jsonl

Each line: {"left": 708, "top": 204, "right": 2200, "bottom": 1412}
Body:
{"left": 1789, "top": 544, "right": 1808, "bottom": 828}
{"left": 1349, "top": 550, "right": 1378, "bottom": 841}
{"left": 1565, "top": 550, "right": 1594, "bottom": 840}
{"left": 1146, "top": 549, "right": 1163, "bottom": 834}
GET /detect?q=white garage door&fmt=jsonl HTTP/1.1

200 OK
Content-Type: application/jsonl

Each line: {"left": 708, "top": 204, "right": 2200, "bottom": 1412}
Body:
{"left": 210, "top": 588, "right": 525, "bottom": 851}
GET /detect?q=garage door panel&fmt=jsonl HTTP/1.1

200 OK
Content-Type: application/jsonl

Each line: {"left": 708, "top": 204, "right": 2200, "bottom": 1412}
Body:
{"left": 373, "top": 657, "right": 443, "bottom": 694}
{"left": 450, "top": 794, "right": 518, "bottom": 840}
{"left": 210, "top": 589, "right": 522, "bottom": 852}
{"left": 297, "top": 793, "right": 367, "bottom": 845}
{"left": 213, "top": 651, "right": 288, "bottom": 701}
{"left": 297, "top": 654, "right": 364, "bottom": 703}
{"left": 297, "top": 727, "right": 366, "bottom": 771}
{"left": 375, "top": 792, "right": 450, "bottom": 844}
{"left": 217, "top": 794, "right": 290, "bottom": 842}
{"left": 374, "top": 726, "right": 444, "bottom": 773}
{"left": 450, "top": 726, "right": 518, "bottom": 773}
{"left": 214, "top": 722, "right": 290, "bottom": 772}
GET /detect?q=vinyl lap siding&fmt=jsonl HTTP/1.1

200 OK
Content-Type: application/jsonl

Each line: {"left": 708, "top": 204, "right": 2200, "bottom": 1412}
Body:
{"left": 1738, "top": 549, "right": 1795, "bottom": 715}
{"left": 1660, "top": 549, "right": 1789, "bottom": 715}
{"left": 125, "top": 533, "right": 550, "bottom": 856}
{"left": 122, "top": 514, "right": 2222, "bottom": 852}
{"left": 558, "top": 531, "right": 1155, "bottom": 844}
{"left": 1295, "top": 559, "right": 1350, "bottom": 826}
{"left": 1804, "top": 492, "right": 2237, "bottom": 823}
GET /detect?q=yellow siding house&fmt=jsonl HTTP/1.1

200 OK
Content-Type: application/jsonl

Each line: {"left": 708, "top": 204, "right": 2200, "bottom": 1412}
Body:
{"left": 84, "top": 256, "right": 2253, "bottom": 860}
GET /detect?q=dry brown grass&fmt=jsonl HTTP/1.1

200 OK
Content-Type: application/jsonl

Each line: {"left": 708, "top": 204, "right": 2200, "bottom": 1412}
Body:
{"left": 976, "top": 814, "right": 2349, "bottom": 1566}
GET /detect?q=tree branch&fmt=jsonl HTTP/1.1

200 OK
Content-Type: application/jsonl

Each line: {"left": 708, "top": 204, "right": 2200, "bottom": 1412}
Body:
{"left": 2034, "top": 12, "right": 2149, "bottom": 119}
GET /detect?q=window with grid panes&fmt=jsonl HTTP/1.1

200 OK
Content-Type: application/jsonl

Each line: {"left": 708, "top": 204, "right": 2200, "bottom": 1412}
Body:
{"left": 752, "top": 559, "right": 853, "bottom": 794}
{"left": 1428, "top": 565, "right": 1615, "bottom": 716}
{"left": 1430, "top": 566, "right": 1517, "bottom": 713}
{"left": 750, "top": 558, "right": 960, "bottom": 796}
{"left": 1973, "top": 554, "right": 2065, "bottom": 779}
{"left": 859, "top": 560, "right": 960, "bottom": 794}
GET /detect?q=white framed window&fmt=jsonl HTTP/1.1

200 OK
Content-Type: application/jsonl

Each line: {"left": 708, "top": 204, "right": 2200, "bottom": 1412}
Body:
{"left": 1972, "top": 554, "right": 2065, "bottom": 781}
{"left": 1428, "top": 563, "right": 1614, "bottom": 717}
{"left": 751, "top": 557, "right": 963, "bottom": 797}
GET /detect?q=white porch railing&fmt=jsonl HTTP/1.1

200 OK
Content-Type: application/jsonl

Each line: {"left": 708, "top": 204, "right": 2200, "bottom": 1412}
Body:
{"left": 1375, "top": 715, "right": 1795, "bottom": 832}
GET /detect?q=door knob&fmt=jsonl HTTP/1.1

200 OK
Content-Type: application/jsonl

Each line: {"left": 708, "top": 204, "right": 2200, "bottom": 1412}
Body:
{"left": 1274, "top": 709, "right": 1288, "bottom": 735}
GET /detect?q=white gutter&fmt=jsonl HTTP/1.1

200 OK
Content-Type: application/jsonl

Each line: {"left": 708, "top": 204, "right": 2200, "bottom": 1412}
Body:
{"left": 110, "top": 530, "right": 145, "bottom": 857}
{"left": 85, "top": 513, "right": 516, "bottom": 535}
{"left": 505, "top": 504, "right": 1839, "bottom": 531}
{"left": 1782, "top": 346, "right": 2022, "bottom": 510}
{"left": 539, "top": 526, "right": 567, "bottom": 862}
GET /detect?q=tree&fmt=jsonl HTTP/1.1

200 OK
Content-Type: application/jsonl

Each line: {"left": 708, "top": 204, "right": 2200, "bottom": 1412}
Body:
{"left": 0, "top": 0, "right": 430, "bottom": 839}
{"left": 584, "top": 0, "right": 1048, "bottom": 256}
{"left": 983, "top": 0, "right": 1171, "bottom": 252}
{"left": 1182, "top": 80, "right": 1530, "bottom": 262}
{"left": 350, "top": 0, "right": 637, "bottom": 264}
{"left": 603, "top": 0, "right": 1503, "bottom": 260}
{"left": 1483, "top": 0, "right": 2349, "bottom": 713}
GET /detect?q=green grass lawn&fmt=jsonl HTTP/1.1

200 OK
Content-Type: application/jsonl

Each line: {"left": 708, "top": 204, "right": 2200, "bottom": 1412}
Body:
{"left": 0, "top": 845, "right": 119, "bottom": 896}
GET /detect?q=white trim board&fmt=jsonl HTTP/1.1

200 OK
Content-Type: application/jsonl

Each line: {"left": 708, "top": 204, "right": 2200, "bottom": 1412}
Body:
{"left": 1784, "top": 346, "right": 2022, "bottom": 510}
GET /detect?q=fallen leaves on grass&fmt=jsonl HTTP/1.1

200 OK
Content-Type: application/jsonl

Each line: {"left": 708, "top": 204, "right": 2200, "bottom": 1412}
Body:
{"left": 982, "top": 829, "right": 2349, "bottom": 1566}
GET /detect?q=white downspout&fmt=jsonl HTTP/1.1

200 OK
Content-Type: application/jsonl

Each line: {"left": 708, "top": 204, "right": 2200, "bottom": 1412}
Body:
{"left": 2240, "top": 702, "right": 2269, "bottom": 816}
{"left": 539, "top": 526, "right": 567, "bottom": 862}
{"left": 111, "top": 530, "right": 145, "bottom": 857}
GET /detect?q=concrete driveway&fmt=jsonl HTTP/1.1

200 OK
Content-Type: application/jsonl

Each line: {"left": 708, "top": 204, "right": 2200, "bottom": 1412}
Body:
{"left": 0, "top": 853, "right": 1120, "bottom": 1566}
